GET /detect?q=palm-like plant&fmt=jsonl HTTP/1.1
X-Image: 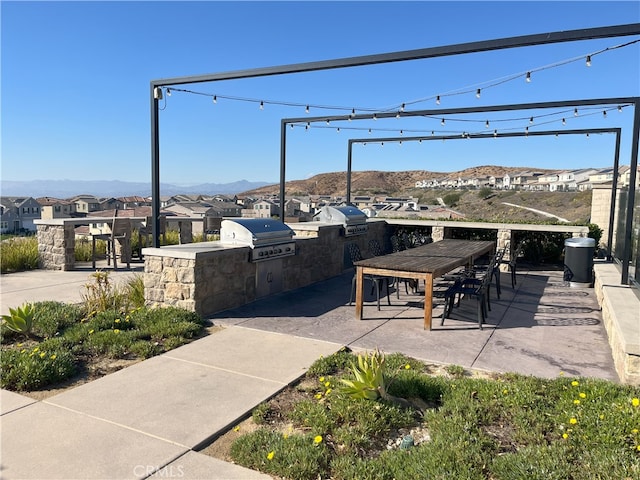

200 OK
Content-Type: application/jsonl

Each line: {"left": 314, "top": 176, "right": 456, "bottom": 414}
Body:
{"left": 1, "top": 303, "right": 36, "bottom": 337}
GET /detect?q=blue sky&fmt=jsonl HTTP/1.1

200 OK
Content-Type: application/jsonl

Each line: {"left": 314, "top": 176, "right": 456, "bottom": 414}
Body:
{"left": 2, "top": 1, "right": 639, "bottom": 187}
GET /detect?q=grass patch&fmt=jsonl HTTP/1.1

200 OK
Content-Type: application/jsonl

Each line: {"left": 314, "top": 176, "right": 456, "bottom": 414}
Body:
{"left": 1, "top": 272, "right": 207, "bottom": 391}
{"left": 0, "top": 236, "right": 39, "bottom": 273}
{"left": 227, "top": 350, "right": 640, "bottom": 480}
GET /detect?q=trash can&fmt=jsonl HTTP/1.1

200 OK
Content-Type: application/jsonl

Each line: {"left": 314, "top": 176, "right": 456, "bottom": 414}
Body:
{"left": 563, "top": 237, "right": 595, "bottom": 287}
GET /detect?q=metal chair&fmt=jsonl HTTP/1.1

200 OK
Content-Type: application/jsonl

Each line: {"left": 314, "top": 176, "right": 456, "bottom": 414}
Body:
{"left": 390, "top": 235, "right": 414, "bottom": 297}
{"left": 91, "top": 215, "right": 131, "bottom": 270}
{"left": 348, "top": 243, "right": 391, "bottom": 310}
{"left": 501, "top": 241, "right": 525, "bottom": 288}
{"left": 441, "top": 266, "right": 492, "bottom": 329}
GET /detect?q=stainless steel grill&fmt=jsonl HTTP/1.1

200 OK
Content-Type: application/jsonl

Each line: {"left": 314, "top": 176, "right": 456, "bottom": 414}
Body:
{"left": 313, "top": 205, "right": 368, "bottom": 236}
{"left": 220, "top": 218, "right": 296, "bottom": 262}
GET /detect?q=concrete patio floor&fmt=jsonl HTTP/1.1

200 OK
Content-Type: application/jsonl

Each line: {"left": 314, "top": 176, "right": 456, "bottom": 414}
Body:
{"left": 0, "top": 263, "right": 619, "bottom": 479}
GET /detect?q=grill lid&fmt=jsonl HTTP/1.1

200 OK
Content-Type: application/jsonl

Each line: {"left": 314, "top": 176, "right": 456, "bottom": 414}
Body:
{"left": 220, "top": 218, "right": 294, "bottom": 246}
{"left": 313, "top": 205, "right": 367, "bottom": 225}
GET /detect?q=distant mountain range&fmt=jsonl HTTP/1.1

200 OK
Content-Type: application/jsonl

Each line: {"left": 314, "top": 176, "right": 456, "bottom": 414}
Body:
{"left": 0, "top": 179, "right": 272, "bottom": 198}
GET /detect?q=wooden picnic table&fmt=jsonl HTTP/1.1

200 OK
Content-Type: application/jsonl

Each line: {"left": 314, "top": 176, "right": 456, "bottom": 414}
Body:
{"left": 353, "top": 239, "right": 496, "bottom": 330}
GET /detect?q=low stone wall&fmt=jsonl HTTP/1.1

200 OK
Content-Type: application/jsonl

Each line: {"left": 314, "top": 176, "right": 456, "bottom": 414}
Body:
{"left": 594, "top": 262, "right": 640, "bottom": 385}
{"left": 143, "top": 221, "right": 390, "bottom": 317}
{"left": 36, "top": 224, "right": 75, "bottom": 271}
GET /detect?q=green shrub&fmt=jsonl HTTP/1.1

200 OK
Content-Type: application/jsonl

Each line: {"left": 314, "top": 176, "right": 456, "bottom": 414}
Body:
{"left": 307, "top": 347, "right": 353, "bottom": 376}
{"left": 125, "top": 275, "right": 146, "bottom": 309}
{"left": 81, "top": 270, "right": 131, "bottom": 314}
{"left": 230, "top": 429, "right": 330, "bottom": 480}
{"left": 74, "top": 236, "right": 105, "bottom": 262}
{"left": 31, "top": 301, "right": 84, "bottom": 338}
{"left": 443, "top": 192, "right": 462, "bottom": 207}
{"left": 0, "top": 236, "right": 39, "bottom": 273}
{"left": 0, "top": 343, "right": 76, "bottom": 390}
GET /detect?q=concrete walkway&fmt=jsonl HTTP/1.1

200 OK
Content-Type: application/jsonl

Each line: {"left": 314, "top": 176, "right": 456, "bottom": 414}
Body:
{"left": 0, "top": 264, "right": 619, "bottom": 479}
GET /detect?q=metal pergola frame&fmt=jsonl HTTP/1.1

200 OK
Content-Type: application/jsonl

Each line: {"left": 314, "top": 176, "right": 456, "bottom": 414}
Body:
{"left": 345, "top": 127, "right": 622, "bottom": 258}
{"left": 282, "top": 97, "right": 638, "bottom": 282}
{"left": 150, "top": 23, "right": 640, "bottom": 284}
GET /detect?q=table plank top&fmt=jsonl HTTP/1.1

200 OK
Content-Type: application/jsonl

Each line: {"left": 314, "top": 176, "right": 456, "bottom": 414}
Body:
{"left": 353, "top": 239, "right": 495, "bottom": 276}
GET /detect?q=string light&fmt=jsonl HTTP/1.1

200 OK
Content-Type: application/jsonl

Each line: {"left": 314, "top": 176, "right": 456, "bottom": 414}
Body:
{"left": 441, "top": 119, "right": 445, "bottom": 126}
{"left": 574, "top": 108, "right": 579, "bottom": 116}
{"left": 213, "top": 95, "right": 217, "bottom": 103}
{"left": 562, "top": 118, "right": 566, "bottom": 125}
{"left": 476, "top": 88, "right": 481, "bottom": 98}
{"left": 526, "top": 71, "right": 531, "bottom": 82}
{"left": 326, "top": 119, "right": 330, "bottom": 125}
{"left": 400, "top": 130, "right": 404, "bottom": 136}
{"left": 305, "top": 105, "right": 310, "bottom": 114}
{"left": 166, "top": 88, "right": 172, "bottom": 97}
{"left": 618, "top": 105, "right": 623, "bottom": 112}
{"left": 259, "top": 101, "right": 264, "bottom": 110}
{"left": 485, "top": 120, "right": 490, "bottom": 128}
{"left": 373, "top": 114, "right": 377, "bottom": 121}
{"left": 493, "top": 129, "right": 498, "bottom": 138}
{"left": 603, "top": 110, "right": 607, "bottom": 118}
{"left": 529, "top": 117, "right": 534, "bottom": 124}
{"left": 436, "top": 95, "right": 441, "bottom": 105}
{"left": 337, "top": 127, "right": 340, "bottom": 133}
{"left": 368, "top": 128, "right": 372, "bottom": 134}
{"left": 586, "top": 55, "right": 592, "bottom": 67}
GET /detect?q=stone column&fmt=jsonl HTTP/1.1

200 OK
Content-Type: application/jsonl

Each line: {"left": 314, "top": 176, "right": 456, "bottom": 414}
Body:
{"left": 178, "top": 221, "right": 192, "bottom": 244}
{"left": 496, "top": 228, "right": 512, "bottom": 271}
{"left": 431, "top": 226, "right": 445, "bottom": 242}
{"left": 36, "top": 224, "right": 75, "bottom": 270}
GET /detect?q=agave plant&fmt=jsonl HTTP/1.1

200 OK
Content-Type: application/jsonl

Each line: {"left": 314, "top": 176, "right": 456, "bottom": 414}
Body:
{"left": 339, "top": 349, "right": 387, "bottom": 401}
{"left": 1, "top": 303, "right": 36, "bottom": 336}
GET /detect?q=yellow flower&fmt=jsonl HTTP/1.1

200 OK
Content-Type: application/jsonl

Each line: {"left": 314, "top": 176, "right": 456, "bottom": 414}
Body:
{"left": 579, "top": 392, "right": 586, "bottom": 398}
{"left": 50, "top": 354, "right": 57, "bottom": 360}
{"left": 232, "top": 426, "right": 240, "bottom": 432}
{"left": 39, "top": 352, "right": 46, "bottom": 358}
{"left": 502, "top": 389, "right": 509, "bottom": 395}
{"left": 115, "top": 319, "right": 120, "bottom": 323}
{"left": 20, "top": 349, "right": 26, "bottom": 353}
{"left": 125, "top": 315, "right": 130, "bottom": 320}
{"left": 637, "top": 445, "right": 640, "bottom": 452}
{"left": 569, "top": 418, "right": 578, "bottom": 425}
{"left": 562, "top": 433, "right": 569, "bottom": 439}
{"left": 266, "top": 451, "right": 274, "bottom": 461}
{"left": 32, "top": 347, "right": 39, "bottom": 353}
{"left": 319, "top": 376, "right": 325, "bottom": 383}
{"left": 314, "top": 393, "right": 322, "bottom": 399}
{"left": 17, "top": 343, "right": 23, "bottom": 347}
{"left": 283, "top": 433, "right": 289, "bottom": 439}
{"left": 404, "top": 364, "right": 411, "bottom": 370}
{"left": 325, "top": 388, "right": 332, "bottom": 395}
{"left": 313, "top": 435, "right": 323, "bottom": 444}
{"left": 632, "top": 398, "right": 640, "bottom": 407}
{"left": 573, "top": 399, "right": 581, "bottom": 405}
{"left": 599, "top": 414, "right": 605, "bottom": 420}
{"left": 571, "top": 380, "right": 579, "bottom": 387}
{"left": 89, "top": 329, "right": 95, "bottom": 334}
{"left": 632, "top": 429, "right": 638, "bottom": 434}
{"left": 324, "top": 381, "right": 330, "bottom": 387}
{"left": 113, "top": 329, "right": 120, "bottom": 334}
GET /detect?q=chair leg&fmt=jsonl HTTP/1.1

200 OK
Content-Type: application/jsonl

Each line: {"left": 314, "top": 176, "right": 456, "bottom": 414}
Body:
{"left": 494, "top": 269, "right": 501, "bottom": 298}
{"left": 349, "top": 275, "right": 356, "bottom": 305}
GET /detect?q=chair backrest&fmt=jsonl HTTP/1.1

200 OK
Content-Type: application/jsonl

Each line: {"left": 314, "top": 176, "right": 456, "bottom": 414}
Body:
{"left": 368, "top": 239, "right": 384, "bottom": 257}
{"left": 390, "top": 235, "right": 404, "bottom": 253}
{"left": 111, "top": 217, "right": 131, "bottom": 238}
{"left": 347, "top": 243, "right": 363, "bottom": 263}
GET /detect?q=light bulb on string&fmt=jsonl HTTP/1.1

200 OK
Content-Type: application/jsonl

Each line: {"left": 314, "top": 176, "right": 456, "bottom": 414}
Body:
{"left": 399, "top": 141, "right": 402, "bottom": 146}
{"left": 381, "top": 142, "right": 384, "bottom": 147}
{"left": 586, "top": 55, "right": 591, "bottom": 67}
{"left": 305, "top": 123, "right": 309, "bottom": 130}
{"left": 326, "top": 119, "right": 330, "bottom": 125}
{"left": 476, "top": 88, "right": 481, "bottom": 98}
{"left": 431, "top": 131, "right": 434, "bottom": 136}
{"left": 603, "top": 110, "right": 607, "bottom": 118}
{"left": 368, "top": 128, "right": 372, "bottom": 134}
{"left": 212, "top": 95, "right": 217, "bottom": 104}
{"left": 350, "top": 108, "right": 355, "bottom": 118}
{"left": 259, "top": 101, "right": 264, "bottom": 110}
{"left": 574, "top": 108, "right": 579, "bottom": 116}
{"left": 400, "top": 103, "right": 405, "bottom": 112}
{"left": 493, "top": 130, "right": 497, "bottom": 138}
{"left": 337, "top": 127, "right": 340, "bottom": 133}
{"left": 305, "top": 105, "right": 310, "bottom": 114}
{"left": 441, "top": 118, "right": 445, "bottom": 126}
{"left": 562, "top": 118, "right": 566, "bottom": 125}
{"left": 436, "top": 95, "right": 441, "bottom": 105}
{"left": 166, "top": 88, "right": 172, "bottom": 96}
{"left": 586, "top": 133, "right": 590, "bottom": 138}
{"left": 373, "top": 114, "right": 377, "bottom": 121}
{"left": 400, "top": 130, "right": 403, "bottom": 136}
{"left": 526, "top": 71, "right": 531, "bottom": 82}
{"left": 485, "top": 120, "right": 490, "bottom": 128}
{"left": 396, "top": 111, "right": 400, "bottom": 119}
{"left": 529, "top": 117, "right": 534, "bottom": 124}
{"left": 618, "top": 105, "right": 623, "bottom": 112}
{"left": 525, "top": 126, "right": 529, "bottom": 136}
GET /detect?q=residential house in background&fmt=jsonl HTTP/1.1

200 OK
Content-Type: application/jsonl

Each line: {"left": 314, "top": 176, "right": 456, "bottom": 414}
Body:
{"left": 37, "top": 197, "right": 77, "bottom": 219}
{"left": 253, "top": 199, "right": 278, "bottom": 218}
{"left": 0, "top": 196, "right": 41, "bottom": 233}
{"left": 69, "top": 194, "right": 101, "bottom": 215}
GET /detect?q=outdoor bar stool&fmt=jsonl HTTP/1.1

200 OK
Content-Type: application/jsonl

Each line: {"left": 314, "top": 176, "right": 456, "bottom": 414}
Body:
{"left": 347, "top": 243, "right": 391, "bottom": 310}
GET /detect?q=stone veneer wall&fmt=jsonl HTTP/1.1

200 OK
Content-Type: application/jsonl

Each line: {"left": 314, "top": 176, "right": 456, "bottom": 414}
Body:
{"left": 36, "top": 224, "right": 75, "bottom": 271}
{"left": 590, "top": 185, "right": 619, "bottom": 249}
{"left": 144, "top": 221, "right": 390, "bottom": 318}
{"left": 594, "top": 262, "right": 640, "bottom": 385}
